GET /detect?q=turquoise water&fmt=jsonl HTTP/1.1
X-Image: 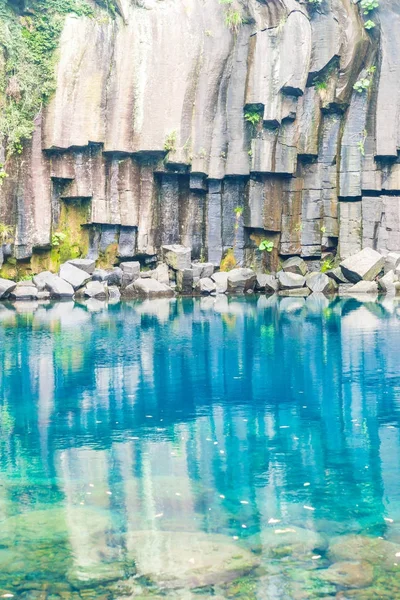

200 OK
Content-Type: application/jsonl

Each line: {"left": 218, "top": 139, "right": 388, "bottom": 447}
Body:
{"left": 0, "top": 295, "right": 400, "bottom": 599}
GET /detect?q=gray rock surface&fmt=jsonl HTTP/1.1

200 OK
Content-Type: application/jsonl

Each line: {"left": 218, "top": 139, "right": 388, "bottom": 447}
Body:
{"left": 59, "top": 262, "right": 91, "bottom": 290}
{"left": 10, "top": 284, "right": 38, "bottom": 300}
{"left": 306, "top": 272, "right": 336, "bottom": 294}
{"left": 378, "top": 270, "right": 398, "bottom": 294}
{"left": 163, "top": 245, "right": 191, "bottom": 271}
{"left": 105, "top": 268, "right": 123, "bottom": 287}
{"left": 68, "top": 258, "right": 96, "bottom": 274}
{"left": 255, "top": 273, "right": 278, "bottom": 293}
{"left": 176, "top": 269, "right": 194, "bottom": 294}
{"left": 151, "top": 263, "right": 170, "bottom": 286}
{"left": 1, "top": 0, "right": 400, "bottom": 270}
{"left": 281, "top": 256, "right": 308, "bottom": 276}
{"left": 211, "top": 272, "right": 229, "bottom": 294}
{"left": 0, "top": 278, "right": 16, "bottom": 299}
{"left": 278, "top": 287, "right": 311, "bottom": 297}
{"left": 124, "top": 279, "right": 174, "bottom": 298}
{"left": 33, "top": 272, "right": 74, "bottom": 298}
{"left": 384, "top": 252, "right": 400, "bottom": 274}
{"left": 84, "top": 280, "right": 108, "bottom": 299}
{"left": 343, "top": 281, "right": 379, "bottom": 294}
{"left": 277, "top": 271, "right": 306, "bottom": 290}
{"left": 340, "top": 248, "right": 384, "bottom": 283}
{"left": 196, "top": 277, "right": 216, "bottom": 295}
{"left": 227, "top": 268, "right": 257, "bottom": 293}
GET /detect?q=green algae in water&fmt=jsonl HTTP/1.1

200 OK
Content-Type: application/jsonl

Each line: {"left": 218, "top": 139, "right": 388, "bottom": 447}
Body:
{"left": 0, "top": 296, "right": 400, "bottom": 597}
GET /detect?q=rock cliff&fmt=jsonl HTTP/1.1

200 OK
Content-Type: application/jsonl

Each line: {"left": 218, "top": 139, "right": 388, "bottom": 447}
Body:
{"left": 0, "top": 0, "right": 399, "bottom": 277}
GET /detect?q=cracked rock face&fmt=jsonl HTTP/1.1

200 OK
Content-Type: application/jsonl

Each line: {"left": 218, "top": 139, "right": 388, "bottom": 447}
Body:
{"left": 1, "top": 0, "right": 400, "bottom": 272}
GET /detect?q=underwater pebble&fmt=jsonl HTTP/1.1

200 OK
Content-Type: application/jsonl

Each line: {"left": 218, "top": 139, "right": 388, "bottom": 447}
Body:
{"left": 219, "top": 494, "right": 225, "bottom": 499}
{"left": 155, "top": 513, "right": 164, "bottom": 518}
{"left": 240, "top": 500, "right": 249, "bottom": 505}
{"left": 304, "top": 505, "right": 315, "bottom": 511}
{"left": 312, "top": 555, "right": 321, "bottom": 560}
{"left": 241, "top": 524, "right": 247, "bottom": 528}
{"left": 268, "top": 518, "right": 281, "bottom": 524}
{"left": 304, "top": 482, "right": 310, "bottom": 486}
{"left": 106, "top": 491, "right": 112, "bottom": 495}
{"left": 384, "top": 517, "right": 394, "bottom": 523}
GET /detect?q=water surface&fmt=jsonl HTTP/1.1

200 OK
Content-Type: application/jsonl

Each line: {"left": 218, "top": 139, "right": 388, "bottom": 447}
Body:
{"left": 0, "top": 295, "right": 400, "bottom": 599}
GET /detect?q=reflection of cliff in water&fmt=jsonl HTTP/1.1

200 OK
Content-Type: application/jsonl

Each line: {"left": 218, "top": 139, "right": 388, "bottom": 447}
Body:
{"left": 0, "top": 298, "right": 399, "bottom": 523}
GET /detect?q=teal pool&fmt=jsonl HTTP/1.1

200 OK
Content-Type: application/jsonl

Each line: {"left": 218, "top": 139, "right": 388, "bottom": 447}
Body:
{"left": 0, "top": 295, "right": 400, "bottom": 599}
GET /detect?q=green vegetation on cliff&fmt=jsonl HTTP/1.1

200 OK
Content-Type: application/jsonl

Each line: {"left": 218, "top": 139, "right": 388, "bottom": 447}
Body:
{"left": 0, "top": 0, "right": 102, "bottom": 157}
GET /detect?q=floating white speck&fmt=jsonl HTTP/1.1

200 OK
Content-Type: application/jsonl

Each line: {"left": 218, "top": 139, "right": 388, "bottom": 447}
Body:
{"left": 312, "top": 555, "right": 321, "bottom": 560}
{"left": 95, "top": 420, "right": 102, "bottom": 424}
{"left": 214, "top": 442, "right": 218, "bottom": 445}
{"left": 219, "top": 494, "right": 225, "bottom": 499}
{"left": 155, "top": 513, "right": 164, "bottom": 518}
{"left": 89, "top": 484, "right": 94, "bottom": 488}
{"left": 188, "top": 557, "right": 195, "bottom": 564}
{"left": 129, "top": 436, "right": 139, "bottom": 440}
{"left": 274, "top": 528, "right": 296, "bottom": 534}
{"left": 385, "top": 517, "right": 394, "bottom": 523}
{"left": 243, "top": 419, "right": 248, "bottom": 422}
{"left": 106, "top": 491, "right": 112, "bottom": 495}
{"left": 241, "top": 524, "right": 247, "bottom": 528}
{"left": 206, "top": 438, "right": 212, "bottom": 441}
{"left": 268, "top": 518, "right": 281, "bottom": 524}
{"left": 387, "top": 425, "right": 395, "bottom": 429}
{"left": 233, "top": 536, "right": 239, "bottom": 540}
{"left": 175, "top": 492, "right": 181, "bottom": 496}
{"left": 395, "top": 552, "right": 400, "bottom": 558}
{"left": 240, "top": 500, "right": 249, "bottom": 505}
{"left": 86, "top": 492, "right": 91, "bottom": 495}
{"left": 220, "top": 450, "right": 225, "bottom": 454}
{"left": 171, "top": 452, "right": 176, "bottom": 456}
{"left": 302, "top": 406, "right": 307, "bottom": 409}
{"left": 2, "top": 595, "right": 14, "bottom": 598}
{"left": 293, "top": 436, "right": 299, "bottom": 441}
{"left": 304, "top": 482, "right": 310, "bottom": 487}
{"left": 145, "top": 415, "right": 153, "bottom": 418}
{"left": 280, "top": 426, "right": 290, "bottom": 429}
{"left": 80, "top": 502, "right": 84, "bottom": 505}
{"left": 304, "top": 505, "right": 315, "bottom": 511}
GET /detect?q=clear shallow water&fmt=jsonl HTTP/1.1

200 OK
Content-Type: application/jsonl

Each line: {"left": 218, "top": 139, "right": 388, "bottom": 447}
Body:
{"left": 0, "top": 295, "right": 400, "bottom": 599}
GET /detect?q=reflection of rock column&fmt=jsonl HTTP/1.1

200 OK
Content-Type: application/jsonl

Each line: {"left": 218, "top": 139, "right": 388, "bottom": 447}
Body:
{"left": 38, "top": 352, "right": 54, "bottom": 467}
{"left": 56, "top": 448, "right": 117, "bottom": 578}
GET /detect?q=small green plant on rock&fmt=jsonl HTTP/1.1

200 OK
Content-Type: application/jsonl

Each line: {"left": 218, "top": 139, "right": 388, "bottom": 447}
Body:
{"left": 357, "top": 129, "right": 368, "bottom": 156}
{"left": 364, "top": 19, "right": 376, "bottom": 29}
{"left": 164, "top": 131, "right": 177, "bottom": 153}
{"left": 360, "top": 0, "right": 379, "bottom": 14}
{"left": 0, "top": 223, "right": 14, "bottom": 244}
{"left": 353, "top": 78, "right": 371, "bottom": 93}
{"left": 0, "top": 164, "right": 9, "bottom": 185}
{"left": 244, "top": 111, "right": 261, "bottom": 126}
{"left": 51, "top": 231, "right": 67, "bottom": 247}
{"left": 224, "top": 7, "right": 243, "bottom": 32}
{"left": 259, "top": 240, "right": 274, "bottom": 253}
{"left": 321, "top": 258, "right": 334, "bottom": 273}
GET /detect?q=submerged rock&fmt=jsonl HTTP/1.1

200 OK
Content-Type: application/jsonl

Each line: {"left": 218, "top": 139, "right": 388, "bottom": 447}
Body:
{"left": 340, "top": 248, "right": 384, "bottom": 283}
{"left": 317, "top": 561, "right": 374, "bottom": 588}
{"left": 329, "top": 534, "right": 400, "bottom": 570}
{"left": 378, "top": 270, "right": 398, "bottom": 294}
{"left": 126, "top": 531, "right": 259, "bottom": 588}
{"left": 250, "top": 525, "right": 327, "bottom": 560}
